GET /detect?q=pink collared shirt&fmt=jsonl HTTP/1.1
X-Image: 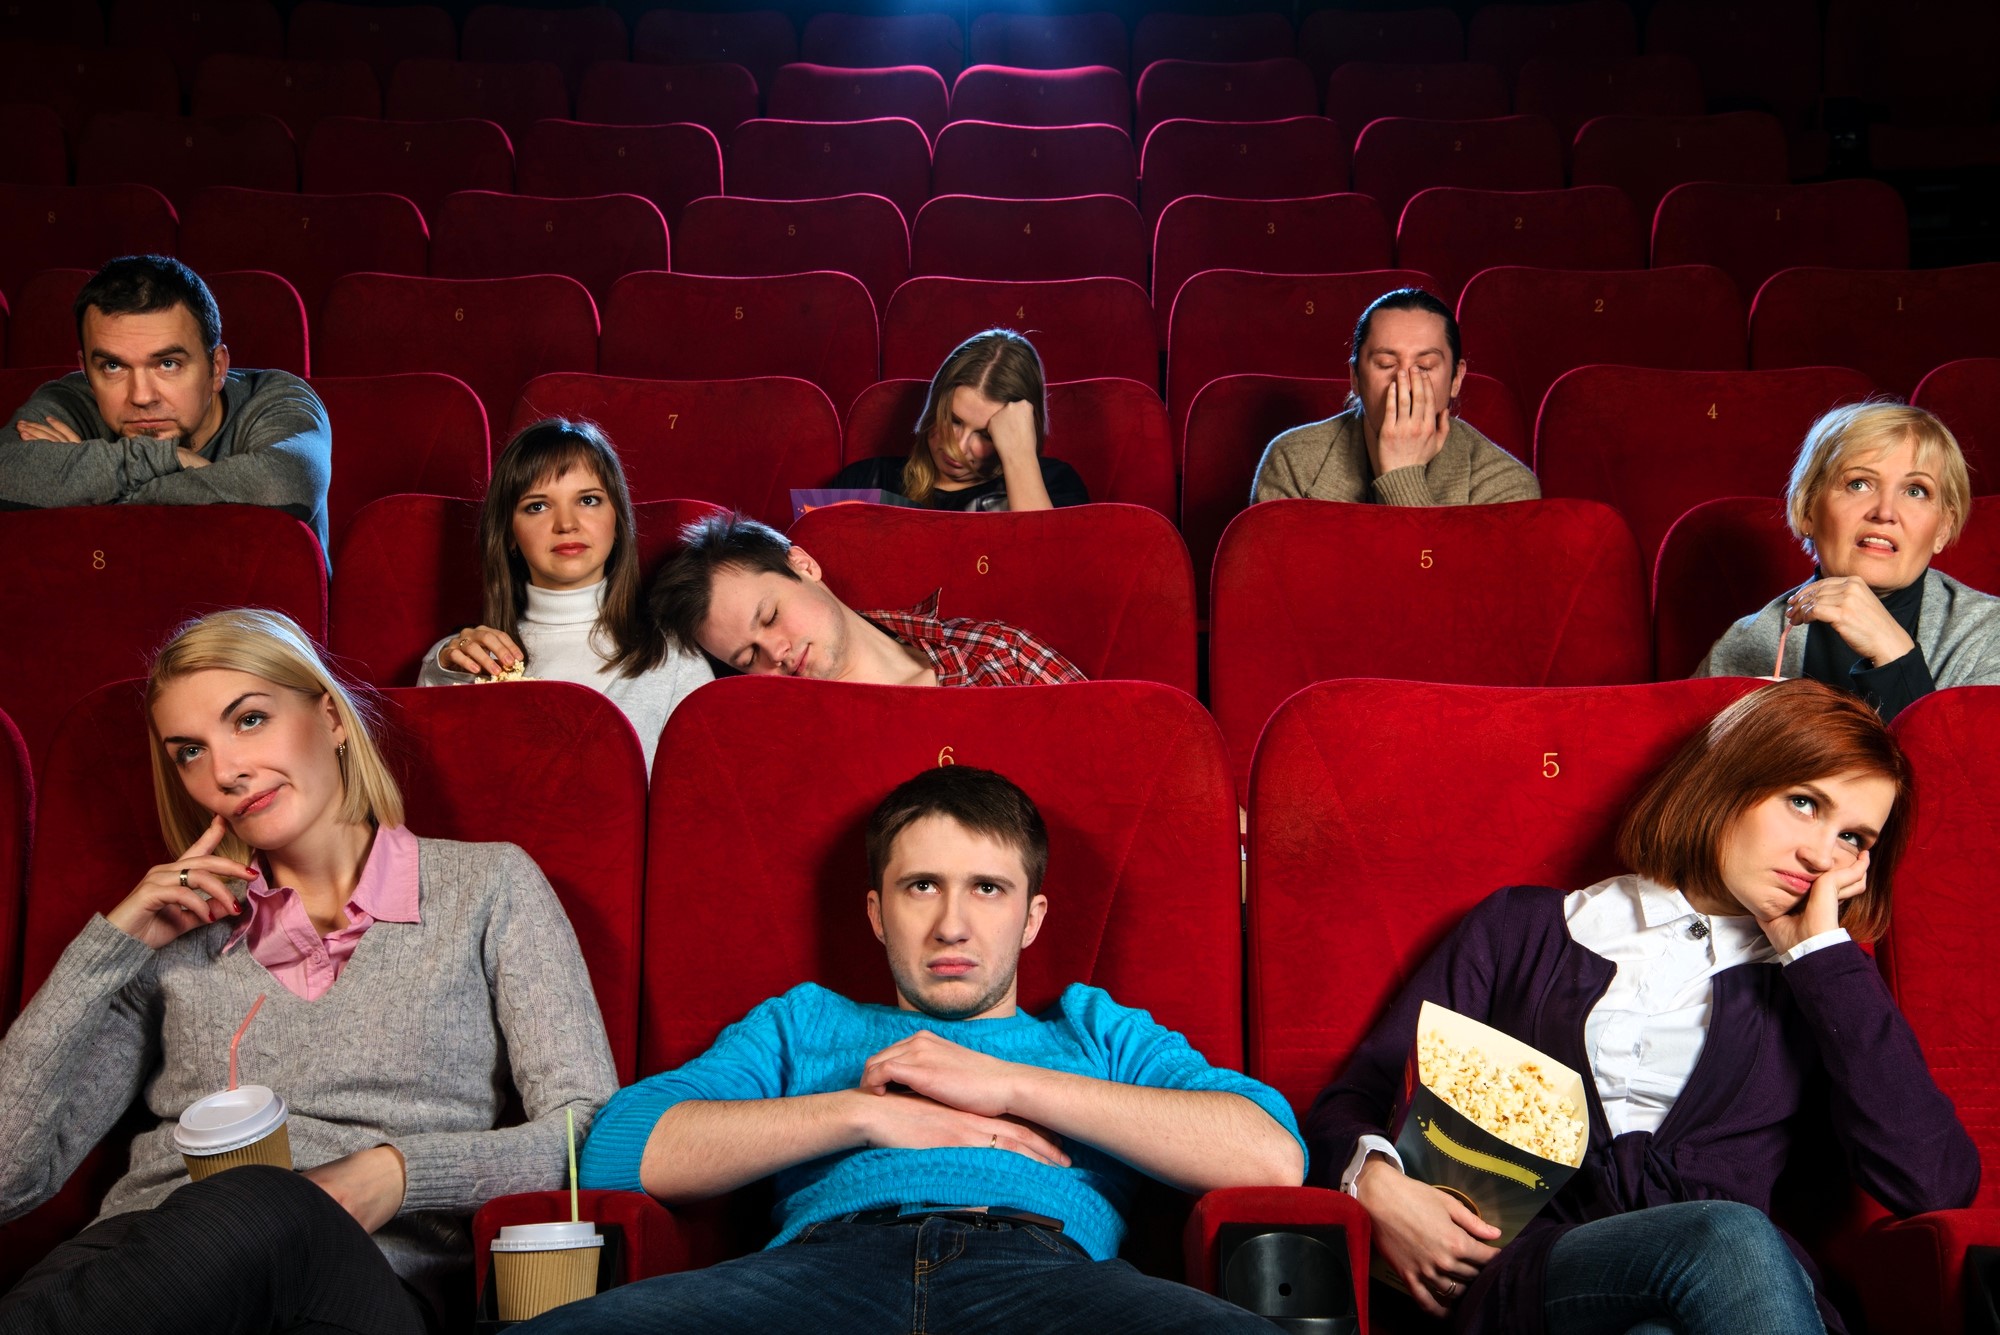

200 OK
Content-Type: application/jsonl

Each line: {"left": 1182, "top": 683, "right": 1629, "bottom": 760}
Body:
{"left": 220, "top": 824, "right": 422, "bottom": 1002}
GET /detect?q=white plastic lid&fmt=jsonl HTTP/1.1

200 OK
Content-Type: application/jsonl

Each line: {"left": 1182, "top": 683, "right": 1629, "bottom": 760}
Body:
{"left": 173, "top": 1084, "right": 288, "bottom": 1155}
{"left": 491, "top": 1221, "right": 604, "bottom": 1253}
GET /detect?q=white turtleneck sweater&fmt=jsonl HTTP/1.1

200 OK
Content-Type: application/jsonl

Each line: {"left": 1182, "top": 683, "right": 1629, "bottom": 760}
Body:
{"left": 418, "top": 580, "right": 712, "bottom": 773}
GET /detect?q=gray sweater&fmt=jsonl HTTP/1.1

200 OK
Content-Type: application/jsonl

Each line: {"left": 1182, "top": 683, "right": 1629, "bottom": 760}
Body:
{"left": 0, "top": 368, "right": 333, "bottom": 558}
{"left": 0, "top": 837, "right": 617, "bottom": 1310}
{"left": 1250, "top": 405, "right": 1541, "bottom": 507}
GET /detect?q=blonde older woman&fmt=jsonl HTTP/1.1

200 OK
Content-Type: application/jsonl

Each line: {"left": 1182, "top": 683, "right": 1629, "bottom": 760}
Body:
{"left": 1698, "top": 402, "right": 2000, "bottom": 720}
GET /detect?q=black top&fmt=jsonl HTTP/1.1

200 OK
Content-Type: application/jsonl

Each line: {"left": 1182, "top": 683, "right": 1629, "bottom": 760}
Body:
{"left": 829, "top": 455, "right": 1091, "bottom": 512}
{"left": 1802, "top": 571, "right": 1934, "bottom": 721}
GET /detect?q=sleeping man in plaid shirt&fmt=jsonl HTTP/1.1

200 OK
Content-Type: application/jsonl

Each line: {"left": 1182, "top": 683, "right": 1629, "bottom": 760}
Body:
{"left": 650, "top": 512, "right": 1087, "bottom": 686}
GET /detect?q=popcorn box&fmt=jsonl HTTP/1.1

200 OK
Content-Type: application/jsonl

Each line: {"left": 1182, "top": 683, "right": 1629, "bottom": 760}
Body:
{"left": 1390, "top": 1002, "right": 1590, "bottom": 1247}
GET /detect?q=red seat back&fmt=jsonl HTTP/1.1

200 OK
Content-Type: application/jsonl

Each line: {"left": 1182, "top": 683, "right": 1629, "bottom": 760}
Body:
{"left": 429, "top": 191, "right": 669, "bottom": 304}
{"left": 949, "top": 63, "right": 1130, "bottom": 131}
{"left": 1211, "top": 498, "right": 1652, "bottom": 799}
{"left": 1515, "top": 53, "right": 1705, "bottom": 149}
{"left": 1652, "top": 180, "right": 1910, "bottom": 304}
{"left": 304, "top": 117, "right": 514, "bottom": 223}
{"left": 728, "top": 118, "right": 932, "bottom": 231}
{"left": 1323, "top": 60, "right": 1508, "bottom": 133}
{"left": 76, "top": 112, "right": 297, "bottom": 213}
{"left": 769, "top": 62, "right": 950, "bottom": 144}
{"left": 1350, "top": 114, "right": 1564, "bottom": 223}
{"left": 313, "top": 372, "right": 490, "bottom": 545}
{"left": 0, "top": 185, "right": 179, "bottom": 305}
{"left": 1571, "top": 111, "right": 1789, "bottom": 224}
{"left": 204, "top": 269, "right": 310, "bottom": 377}
{"left": 1132, "top": 11, "right": 1295, "bottom": 68}
{"left": 1152, "top": 193, "right": 1394, "bottom": 344}
{"left": 0, "top": 42, "right": 177, "bottom": 141}
{"left": 600, "top": 270, "right": 878, "bottom": 422}
{"left": 6, "top": 268, "right": 87, "bottom": 369}
{"left": 286, "top": 1, "right": 456, "bottom": 86}
{"left": 801, "top": 11, "right": 964, "bottom": 80}
{"left": 190, "top": 54, "right": 381, "bottom": 141}
{"left": 881, "top": 275, "right": 1155, "bottom": 389}
{"left": 0, "top": 105, "right": 70, "bottom": 187}
{"left": 1138, "top": 116, "right": 1348, "bottom": 228}
{"left": 574, "top": 60, "right": 757, "bottom": 143}
{"left": 1646, "top": 0, "right": 1820, "bottom": 133}
{"left": 1395, "top": 184, "right": 1644, "bottom": 307}
{"left": 515, "top": 120, "right": 719, "bottom": 234}
{"left": 911, "top": 194, "right": 1147, "bottom": 288}
{"left": 1458, "top": 264, "right": 1747, "bottom": 423}
{"left": 108, "top": 0, "right": 282, "bottom": 89}
{"left": 1133, "top": 57, "right": 1318, "bottom": 143}
{"left": 674, "top": 194, "right": 909, "bottom": 320}
{"left": 1913, "top": 358, "right": 2000, "bottom": 485}
{"left": 180, "top": 187, "right": 428, "bottom": 320}
{"left": 1750, "top": 265, "right": 2000, "bottom": 400}
{"left": 789, "top": 503, "right": 1197, "bottom": 695}
{"left": 384, "top": 58, "right": 569, "bottom": 141}
{"left": 1300, "top": 8, "right": 1464, "bottom": 85}
{"left": 632, "top": 9, "right": 796, "bottom": 96}
{"left": 1650, "top": 496, "right": 1812, "bottom": 680}
{"left": 931, "top": 121, "right": 1137, "bottom": 204}
{"left": 1466, "top": 0, "right": 1636, "bottom": 84}
{"left": 968, "top": 12, "right": 1128, "bottom": 75}
{"left": 510, "top": 372, "right": 840, "bottom": 528}
{"left": 462, "top": 3, "right": 628, "bottom": 97}
{"left": 0, "top": 708, "right": 28, "bottom": 1029}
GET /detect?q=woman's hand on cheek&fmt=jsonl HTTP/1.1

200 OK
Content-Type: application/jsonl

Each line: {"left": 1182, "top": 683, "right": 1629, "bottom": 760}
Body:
{"left": 1758, "top": 850, "right": 1870, "bottom": 954}
{"left": 987, "top": 400, "right": 1039, "bottom": 465}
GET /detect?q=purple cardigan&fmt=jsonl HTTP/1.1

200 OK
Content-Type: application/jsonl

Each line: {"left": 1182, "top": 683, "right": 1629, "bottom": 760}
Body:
{"left": 1303, "top": 886, "right": 1980, "bottom": 1335}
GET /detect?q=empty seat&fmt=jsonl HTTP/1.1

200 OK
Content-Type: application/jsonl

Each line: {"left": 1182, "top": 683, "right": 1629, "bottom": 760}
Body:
{"left": 1213, "top": 497, "right": 1650, "bottom": 796}
{"left": 1515, "top": 53, "right": 1705, "bottom": 148}
{"left": 0, "top": 369, "right": 62, "bottom": 420}
{"left": 790, "top": 504, "right": 1197, "bottom": 694}
{"left": 948, "top": 63, "right": 1129, "bottom": 132}
{"left": 728, "top": 117, "right": 931, "bottom": 229}
{"left": 1395, "top": 184, "right": 1644, "bottom": 306}
{"left": 385, "top": 58, "right": 569, "bottom": 140}
{"left": 0, "top": 42, "right": 178, "bottom": 141}
{"left": 768, "top": 63, "right": 950, "bottom": 144}
{"left": 1139, "top": 116, "right": 1348, "bottom": 227}
{"left": 1645, "top": 0, "right": 1820, "bottom": 133}
{"left": 1152, "top": 193, "right": 1394, "bottom": 343}
{"left": 204, "top": 269, "right": 310, "bottom": 376}
{"left": 1458, "top": 264, "right": 1747, "bottom": 421}
{"left": 600, "top": 270, "right": 877, "bottom": 421}
{"left": 1299, "top": 8, "right": 1464, "bottom": 85}
{"left": 632, "top": 8, "right": 796, "bottom": 95}
{"left": 1571, "top": 112, "right": 1788, "bottom": 224}
{"left": 0, "top": 105, "right": 66, "bottom": 187}
{"left": 1749, "top": 265, "right": 2000, "bottom": 399}
{"left": 1132, "top": 11, "right": 1295, "bottom": 68}
{"left": 179, "top": 187, "right": 428, "bottom": 319}
{"left": 675, "top": 193, "right": 908, "bottom": 321}
{"left": 286, "top": 1, "right": 456, "bottom": 86}
{"left": 317, "top": 272, "right": 599, "bottom": 426}
{"left": 882, "top": 276, "right": 1156, "bottom": 388}
{"left": 515, "top": 120, "right": 719, "bottom": 233}
{"left": 304, "top": 117, "right": 513, "bottom": 223}
{"left": 842, "top": 375, "right": 1176, "bottom": 519}
{"left": 429, "top": 191, "right": 669, "bottom": 304}
{"left": 1133, "top": 57, "right": 1318, "bottom": 143}
{"left": 1651, "top": 496, "right": 1813, "bottom": 679}
{"left": 1349, "top": 114, "right": 1564, "bottom": 224}
{"left": 931, "top": 121, "right": 1136, "bottom": 204}
{"left": 108, "top": 0, "right": 282, "bottom": 90}
{"left": 0, "top": 184, "right": 178, "bottom": 303}
{"left": 911, "top": 194, "right": 1146, "bottom": 287}
{"left": 801, "top": 12, "right": 963, "bottom": 80}
{"left": 462, "top": 4, "right": 628, "bottom": 97}
{"left": 6, "top": 268, "right": 87, "bottom": 370}
{"left": 190, "top": 54, "right": 381, "bottom": 140}
{"left": 508, "top": 372, "right": 839, "bottom": 528}
{"left": 968, "top": 12, "right": 1128, "bottom": 75}
{"left": 1536, "top": 365, "right": 1877, "bottom": 571}
{"left": 76, "top": 112, "right": 297, "bottom": 213}
{"left": 1913, "top": 358, "right": 2000, "bottom": 484}
{"left": 1651, "top": 180, "right": 1910, "bottom": 303}
{"left": 1323, "top": 61, "right": 1508, "bottom": 135}
{"left": 574, "top": 60, "right": 757, "bottom": 142}
{"left": 313, "top": 371, "right": 489, "bottom": 545}
{"left": 1466, "top": 0, "right": 1637, "bottom": 84}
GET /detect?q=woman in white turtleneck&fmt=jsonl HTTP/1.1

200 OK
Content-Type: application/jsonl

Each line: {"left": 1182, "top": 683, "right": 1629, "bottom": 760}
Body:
{"left": 417, "top": 418, "right": 711, "bottom": 772}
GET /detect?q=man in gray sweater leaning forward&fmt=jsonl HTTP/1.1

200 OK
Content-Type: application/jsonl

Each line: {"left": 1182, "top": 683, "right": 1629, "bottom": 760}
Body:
{"left": 0, "top": 255, "right": 332, "bottom": 559}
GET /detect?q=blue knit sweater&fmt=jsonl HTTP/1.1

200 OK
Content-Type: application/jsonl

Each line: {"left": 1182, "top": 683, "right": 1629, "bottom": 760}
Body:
{"left": 581, "top": 982, "right": 1306, "bottom": 1261}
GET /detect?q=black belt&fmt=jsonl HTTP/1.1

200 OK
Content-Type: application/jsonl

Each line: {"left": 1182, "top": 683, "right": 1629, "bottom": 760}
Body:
{"left": 844, "top": 1206, "right": 1066, "bottom": 1234}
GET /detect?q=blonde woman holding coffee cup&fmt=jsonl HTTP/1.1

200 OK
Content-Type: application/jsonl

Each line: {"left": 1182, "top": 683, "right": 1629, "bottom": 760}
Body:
{"left": 0, "top": 608, "right": 617, "bottom": 1333}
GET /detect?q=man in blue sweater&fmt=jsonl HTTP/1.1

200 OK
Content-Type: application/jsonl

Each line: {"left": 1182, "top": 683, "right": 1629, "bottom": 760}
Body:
{"left": 528, "top": 765, "right": 1304, "bottom": 1333}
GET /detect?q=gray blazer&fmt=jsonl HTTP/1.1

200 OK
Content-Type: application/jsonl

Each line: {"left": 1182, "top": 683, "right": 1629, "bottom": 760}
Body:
{"left": 1696, "top": 567, "right": 2000, "bottom": 687}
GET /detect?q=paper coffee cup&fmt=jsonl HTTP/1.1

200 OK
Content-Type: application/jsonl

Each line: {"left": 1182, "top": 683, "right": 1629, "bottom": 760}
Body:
{"left": 491, "top": 1221, "right": 603, "bottom": 1321}
{"left": 173, "top": 1084, "right": 292, "bottom": 1181}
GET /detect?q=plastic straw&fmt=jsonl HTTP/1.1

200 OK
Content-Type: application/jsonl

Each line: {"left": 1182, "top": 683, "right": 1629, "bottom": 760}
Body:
{"left": 566, "top": 1107, "right": 579, "bottom": 1223}
{"left": 1772, "top": 620, "right": 1792, "bottom": 680}
{"left": 228, "top": 993, "right": 266, "bottom": 1091}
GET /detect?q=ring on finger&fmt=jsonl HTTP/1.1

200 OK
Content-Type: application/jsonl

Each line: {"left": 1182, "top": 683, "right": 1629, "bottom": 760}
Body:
{"left": 178, "top": 868, "right": 190, "bottom": 889}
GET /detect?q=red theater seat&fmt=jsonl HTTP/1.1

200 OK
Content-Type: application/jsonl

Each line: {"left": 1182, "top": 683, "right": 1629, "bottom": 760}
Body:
{"left": 931, "top": 121, "right": 1137, "bottom": 204}
{"left": 304, "top": 117, "right": 514, "bottom": 223}
{"left": 948, "top": 64, "right": 1130, "bottom": 132}
{"left": 1211, "top": 498, "right": 1651, "bottom": 798}
{"left": 313, "top": 372, "right": 490, "bottom": 545}
{"left": 1132, "top": 11, "right": 1295, "bottom": 68}
{"left": 0, "top": 707, "right": 28, "bottom": 1029}
{"left": 1750, "top": 265, "right": 2000, "bottom": 400}
{"left": 769, "top": 63, "right": 950, "bottom": 145}
{"left": 1133, "top": 58, "right": 1319, "bottom": 143}
{"left": 515, "top": 121, "right": 719, "bottom": 234}
{"left": 911, "top": 194, "right": 1146, "bottom": 287}
{"left": 728, "top": 117, "right": 932, "bottom": 230}
{"left": 1571, "top": 112, "right": 1790, "bottom": 224}
{"left": 7, "top": 269, "right": 84, "bottom": 369}
{"left": 600, "top": 270, "right": 878, "bottom": 422}
{"left": 1646, "top": 0, "right": 1820, "bottom": 135}
{"left": 0, "top": 184, "right": 178, "bottom": 313}
{"left": 1300, "top": 8, "right": 1464, "bottom": 86}
{"left": 0, "top": 369, "right": 61, "bottom": 425}
{"left": 968, "top": 11, "right": 1129, "bottom": 75}
{"left": 1537, "top": 365, "right": 1877, "bottom": 572}
{"left": 191, "top": 55, "right": 381, "bottom": 141}
{"left": 0, "top": 505, "right": 325, "bottom": 769}
{"left": 286, "top": 1, "right": 456, "bottom": 87}
{"left": 1322, "top": 61, "right": 1508, "bottom": 135}
{"left": 1153, "top": 193, "right": 1394, "bottom": 344}
{"left": 1650, "top": 495, "right": 1811, "bottom": 680}
{"left": 385, "top": 58, "right": 569, "bottom": 141}
{"left": 108, "top": 0, "right": 282, "bottom": 90}
{"left": 75, "top": 112, "right": 297, "bottom": 213}
{"left": 0, "top": 42, "right": 178, "bottom": 141}
{"left": 841, "top": 376, "right": 1176, "bottom": 520}
{"left": 676, "top": 193, "right": 908, "bottom": 321}
{"left": 1514, "top": 53, "right": 1705, "bottom": 149}
{"left": 1139, "top": 116, "right": 1348, "bottom": 228}
{"left": 509, "top": 372, "right": 841, "bottom": 528}
{"left": 429, "top": 191, "right": 669, "bottom": 304}
{"left": 1652, "top": 180, "right": 1910, "bottom": 303}
{"left": 204, "top": 269, "right": 310, "bottom": 377}
{"left": 632, "top": 9, "right": 796, "bottom": 96}
{"left": 317, "top": 272, "right": 599, "bottom": 426}
{"left": 1824, "top": 0, "right": 1998, "bottom": 130}
{"left": 881, "top": 276, "right": 1155, "bottom": 389}
{"left": 789, "top": 504, "right": 1196, "bottom": 694}
{"left": 1458, "top": 264, "right": 1747, "bottom": 423}
{"left": 1395, "top": 184, "right": 1644, "bottom": 307}
{"left": 801, "top": 11, "right": 963, "bottom": 81}
{"left": 574, "top": 60, "right": 757, "bottom": 143}
{"left": 1349, "top": 114, "right": 1564, "bottom": 224}
{"left": 0, "top": 105, "right": 67, "bottom": 186}
{"left": 462, "top": 3, "right": 628, "bottom": 97}
{"left": 179, "top": 187, "right": 428, "bottom": 320}
{"left": 1466, "top": 0, "right": 1637, "bottom": 84}
{"left": 1914, "top": 359, "right": 2000, "bottom": 484}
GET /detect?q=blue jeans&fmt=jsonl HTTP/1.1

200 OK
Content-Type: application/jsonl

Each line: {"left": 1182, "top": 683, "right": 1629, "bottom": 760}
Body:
{"left": 517, "top": 1214, "right": 1281, "bottom": 1334}
{"left": 1542, "top": 1200, "right": 1827, "bottom": 1335}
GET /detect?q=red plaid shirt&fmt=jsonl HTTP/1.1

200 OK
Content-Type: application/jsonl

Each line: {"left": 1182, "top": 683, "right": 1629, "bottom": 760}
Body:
{"left": 862, "top": 591, "right": 1087, "bottom": 687}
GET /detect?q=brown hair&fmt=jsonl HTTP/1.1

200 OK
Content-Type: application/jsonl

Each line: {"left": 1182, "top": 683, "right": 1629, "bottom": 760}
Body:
{"left": 905, "top": 329, "right": 1048, "bottom": 503}
{"left": 866, "top": 765, "right": 1050, "bottom": 896}
{"left": 647, "top": 511, "right": 798, "bottom": 656}
{"left": 1617, "top": 678, "right": 1913, "bottom": 943}
{"left": 1787, "top": 401, "right": 1973, "bottom": 553}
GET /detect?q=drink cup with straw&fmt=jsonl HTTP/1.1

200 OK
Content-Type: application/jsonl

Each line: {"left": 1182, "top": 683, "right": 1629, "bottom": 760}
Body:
{"left": 174, "top": 993, "right": 293, "bottom": 1179}
{"left": 490, "top": 1105, "right": 602, "bottom": 1321}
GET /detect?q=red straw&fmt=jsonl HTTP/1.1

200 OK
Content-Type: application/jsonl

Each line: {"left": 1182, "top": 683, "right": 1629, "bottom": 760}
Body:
{"left": 1771, "top": 621, "right": 1792, "bottom": 680}
{"left": 229, "top": 993, "right": 266, "bottom": 1091}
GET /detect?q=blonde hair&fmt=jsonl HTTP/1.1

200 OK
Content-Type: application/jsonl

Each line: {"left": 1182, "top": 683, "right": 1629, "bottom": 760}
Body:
{"left": 146, "top": 609, "right": 403, "bottom": 863}
{"left": 1787, "top": 401, "right": 1972, "bottom": 555}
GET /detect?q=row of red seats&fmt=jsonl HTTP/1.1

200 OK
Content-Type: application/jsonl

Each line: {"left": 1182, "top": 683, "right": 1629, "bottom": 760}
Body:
{"left": 3, "top": 670, "right": 1995, "bottom": 1332}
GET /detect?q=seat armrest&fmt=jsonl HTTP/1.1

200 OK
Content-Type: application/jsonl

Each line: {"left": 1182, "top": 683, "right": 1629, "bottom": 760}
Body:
{"left": 1843, "top": 1208, "right": 2000, "bottom": 1335}
{"left": 1184, "top": 1185, "right": 1372, "bottom": 1331}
